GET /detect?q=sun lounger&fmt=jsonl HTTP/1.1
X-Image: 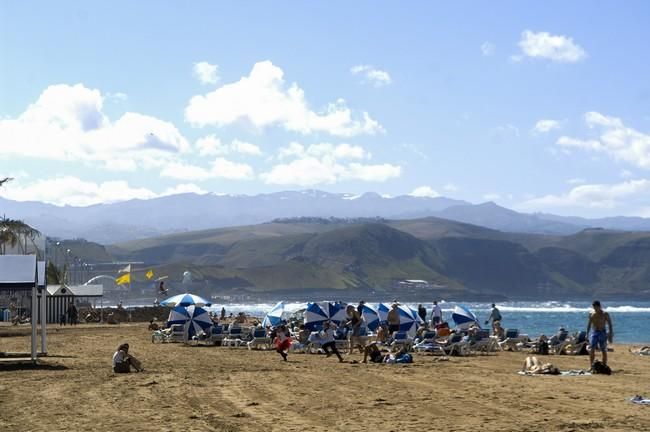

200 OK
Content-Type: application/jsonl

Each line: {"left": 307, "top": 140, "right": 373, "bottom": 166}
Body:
{"left": 469, "top": 330, "right": 498, "bottom": 355}
{"left": 498, "top": 329, "right": 528, "bottom": 351}
{"left": 556, "top": 331, "right": 588, "bottom": 355}
{"left": 390, "top": 331, "right": 414, "bottom": 352}
{"left": 223, "top": 326, "right": 244, "bottom": 347}
{"left": 247, "top": 328, "right": 272, "bottom": 350}
{"left": 169, "top": 324, "right": 186, "bottom": 343}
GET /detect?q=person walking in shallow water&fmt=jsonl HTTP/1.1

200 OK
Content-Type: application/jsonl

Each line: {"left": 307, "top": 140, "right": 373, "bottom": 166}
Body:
{"left": 587, "top": 300, "right": 613, "bottom": 367}
{"left": 485, "top": 303, "right": 502, "bottom": 326}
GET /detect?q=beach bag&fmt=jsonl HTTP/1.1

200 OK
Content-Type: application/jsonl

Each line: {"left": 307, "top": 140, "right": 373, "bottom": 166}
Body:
{"left": 395, "top": 353, "right": 413, "bottom": 364}
{"left": 591, "top": 360, "right": 611, "bottom": 375}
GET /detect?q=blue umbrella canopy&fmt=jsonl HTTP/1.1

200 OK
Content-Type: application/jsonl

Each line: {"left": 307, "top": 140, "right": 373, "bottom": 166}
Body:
{"left": 397, "top": 304, "right": 419, "bottom": 337}
{"left": 185, "top": 305, "right": 213, "bottom": 339}
{"left": 377, "top": 303, "right": 391, "bottom": 324}
{"left": 167, "top": 306, "right": 190, "bottom": 327}
{"left": 160, "top": 293, "right": 211, "bottom": 308}
{"left": 262, "top": 301, "right": 285, "bottom": 328}
{"left": 327, "top": 302, "right": 348, "bottom": 325}
{"left": 452, "top": 304, "right": 480, "bottom": 330}
{"left": 360, "top": 304, "right": 380, "bottom": 331}
{"left": 304, "top": 302, "right": 328, "bottom": 331}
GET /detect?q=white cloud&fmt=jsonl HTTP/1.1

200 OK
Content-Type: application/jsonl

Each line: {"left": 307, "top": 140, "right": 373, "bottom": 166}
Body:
{"left": 261, "top": 142, "right": 399, "bottom": 186}
{"left": 106, "top": 92, "right": 128, "bottom": 102}
{"left": 481, "top": 42, "right": 495, "bottom": 56}
{"left": 350, "top": 65, "right": 392, "bottom": 87}
{"left": 161, "top": 183, "right": 207, "bottom": 196}
{"left": 230, "top": 139, "right": 262, "bottom": 156}
{"left": 532, "top": 119, "right": 561, "bottom": 134}
{"left": 193, "top": 61, "right": 220, "bottom": 85}
{"left": 443, "top": 183, "right": 459, "bottom": 193}
{"left": 620, "top": 169, "right": 634, "bottom": 178}
{"left": 519, "top": 179, "right": 650, "bottom": 211}
{"left": 161, "top": 158, "right": 254, "bottom": 181}
{"left": 409, "top": 186, "right": 440, "bottom": 198}
{"left": 0, "top": 84, "right": 189, "bottom": 170}
{"left": 556, "top": 112, "right": 650, "bottom": 168}
{"left": 0, "top": 176, "right": 157, "bottom": 206}
{"left": 567, "top": 178, "right": 587, "bottom": 185}
{"left": 483, "top": 193, "right": 501, "bottom": 201}
{"left": 517, "top": 30, "right": 587, "bottom": 63}
{"left": 194, "top": 136, "right": 262, "bottom": 157}
{"left": 185, "top": 61, "right": 383, "bottom": 136}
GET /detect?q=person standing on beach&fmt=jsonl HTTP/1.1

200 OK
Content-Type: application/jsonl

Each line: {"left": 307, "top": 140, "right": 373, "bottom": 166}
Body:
{"left": 431, "top": 301, "right": 443, "bottom": 326}
{"left": 345, "top": 305, "right": 364, "bottom": 354}
{"left": 320, "top": 321, "right": 344, "bottom": 362}
{"left": 587, "top": 300, "right": 613, "bottom": 367}
{"left": 220, "top": 307, "right": 226, "bottom": 320}
{"left": 417, "top": 304, "right": 427, "bottom": 323}
{"left": 387, "top": 303, "right": 401, "bottom": 335}
{"left": 484, "top": 303, "right": 502, "bottom": 326}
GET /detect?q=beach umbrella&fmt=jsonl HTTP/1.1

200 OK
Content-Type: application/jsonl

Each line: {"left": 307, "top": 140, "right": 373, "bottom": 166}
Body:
{"left": 452, "top": 304, "right": 480, "bottom": 330}
{"left": 397, "top": 304, "right": 419, "bottom": 337}
{"left": 160, "top": 292, "right": 212, "bottom": 308}
{"left": 327, "top": 302, "right": 348, "bottom": 325}
{"left": 360, "top": 304, "right": 380, "bottom": 331}
{"left": 377, "top": 303, "right": 391, "bottom": 324}
{"left": 185, "top": 305, "right": 213, "bottom": 339}
{"left": 262, "top": 301, "right": 285, "bottom": 328}
{"left": 166, "top": 305, "right": 190, "bottom": 328}
{"left": 304, "top": 302, "right": 328, "bottom": 330}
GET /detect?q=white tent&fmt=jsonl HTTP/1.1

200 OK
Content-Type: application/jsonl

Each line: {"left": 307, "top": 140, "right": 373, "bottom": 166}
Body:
{"left": 0, "top": 255, "right": 39, "bottom": 362}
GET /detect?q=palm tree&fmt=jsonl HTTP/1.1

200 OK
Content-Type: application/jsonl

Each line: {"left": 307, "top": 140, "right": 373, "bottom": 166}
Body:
{"left": 0, "top": 177, "right": 41, "bottom": 255}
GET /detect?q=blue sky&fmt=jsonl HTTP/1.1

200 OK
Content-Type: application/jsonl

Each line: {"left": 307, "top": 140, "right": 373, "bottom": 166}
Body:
{"left": 1, "top": 1, "right": 650, "bottom": 217}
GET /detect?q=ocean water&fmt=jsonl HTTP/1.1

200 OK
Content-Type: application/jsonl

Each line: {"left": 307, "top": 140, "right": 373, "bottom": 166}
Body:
{"left": 204, "top": 300, "right": 650, "bottom": 344}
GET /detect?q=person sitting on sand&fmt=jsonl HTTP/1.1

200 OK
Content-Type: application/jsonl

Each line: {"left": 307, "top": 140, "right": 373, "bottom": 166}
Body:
{"left": 363, "top": 342, "right": 389, "bottom": 364}
{"left": 375, "top": 324, "right": 388, "bottom": 344}
{"left": 148, "top": 319, "right": 160, "bottom": 331}
{"left": 522, "top": 356, "right": 559, "bottom": 375}
{"left": 274, "top": 324, "right": 292, "bottom": 361}
{"left": 112, "top": 343, "right": 143, "bottom": 373}
{"left": 492, "top": 321, "right": 505, "bottom": 340}
{"left": 320, "top": 321, "right": 344, "bottom": 362}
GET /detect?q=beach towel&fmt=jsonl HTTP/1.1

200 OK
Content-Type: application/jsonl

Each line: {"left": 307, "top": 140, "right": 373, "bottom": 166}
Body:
{"left": 518, "top": 370, "right": 591, "bottom": 376}
{"left": 630, "top": 396, "right": 650, "bottom": 405}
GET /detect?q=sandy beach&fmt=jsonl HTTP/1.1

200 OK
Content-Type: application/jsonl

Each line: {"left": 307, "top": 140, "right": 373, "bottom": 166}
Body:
{"left": 1, "top": 323, "right": 649, "bottom": 432}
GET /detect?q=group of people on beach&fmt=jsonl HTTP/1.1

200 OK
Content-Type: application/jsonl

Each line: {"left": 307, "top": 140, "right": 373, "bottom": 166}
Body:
{"left": 113, "top": 299, "right": 615, "bottom": 374}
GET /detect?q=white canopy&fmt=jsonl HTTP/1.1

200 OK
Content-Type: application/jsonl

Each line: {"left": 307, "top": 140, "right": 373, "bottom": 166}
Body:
{"left": 0, "top": 255, "right": 37, "bottom": 290}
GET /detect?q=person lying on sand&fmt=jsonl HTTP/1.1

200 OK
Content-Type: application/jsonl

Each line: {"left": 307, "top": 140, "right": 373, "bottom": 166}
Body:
{"left": 629, "top": 346, "right": 650, "bottom": 356}
{"left": 112, "top": 343, "right": 143, "bottom": 373}
{"left": 522, "top": 356, "right": 559, "bottom": 375}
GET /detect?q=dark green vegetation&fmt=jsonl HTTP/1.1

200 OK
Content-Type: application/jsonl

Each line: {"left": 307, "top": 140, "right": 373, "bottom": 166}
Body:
{"left": 95, "top": 217, "right": 650, "bottom": 300}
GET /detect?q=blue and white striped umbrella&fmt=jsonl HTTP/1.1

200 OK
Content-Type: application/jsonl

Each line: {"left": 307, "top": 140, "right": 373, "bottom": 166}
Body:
{"left": 452, "top": 304, "right": 480, "bottom": 330}
{"left": 327, "top": 302, "right": 348, "bottom": 325}
{"left": 377, "top": 303, "right": 391, "bottom": 324}
{"left": 304, "top": 302, "right": 328, "bottom": 330}
{"left": 160, "top": 292, "right": 212, "bottom": 308}
{"left": 360, "top": 304, "right": 380, "bottom": 331}
{"left": 262, "top": 301, "right": 285, "bottom": 328}
{"left": 167, "top": 305, "right": 190, "bottom": 327}
{"left": 397, "top": 304, "right": 419, "bottom": 337}
{"left": 185, "top": 305, "right": 213, "bottom": 339}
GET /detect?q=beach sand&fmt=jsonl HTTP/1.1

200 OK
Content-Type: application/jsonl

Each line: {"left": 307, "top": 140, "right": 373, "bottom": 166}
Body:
{"left": 1, "top": 324, "right": 649, "bottom": 432}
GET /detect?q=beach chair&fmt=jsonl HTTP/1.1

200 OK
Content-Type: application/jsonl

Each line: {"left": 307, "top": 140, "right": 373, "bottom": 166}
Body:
{"left": 498, "top": 329, "right": 527, "bottom": 351}
{"left": 223, "top": 326, "right": 244, "bottom": 347}
{"left": 169, "top": 324, "right": 186, "bottom": 343}
{"left": 390, "top": 331, "right": 414, "bottom": 352}
{"left": 470, "top": 330, "right": 498, "bottom": 355}
{"left": 440, "top": 333, "right": 470, "bottom": 356}
{"left": 306, "top": 331, "right": 323, "bottom": 354}
{"left": 557, "top": 331, "right": 588, "bottom": 355}
{"left": 247, "top": 327, "right": 272, "bottom": 350}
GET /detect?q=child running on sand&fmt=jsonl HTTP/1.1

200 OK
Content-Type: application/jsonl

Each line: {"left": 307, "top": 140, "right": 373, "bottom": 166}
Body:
{"left": 320, "top": 321, "right": 343, "bottom": 362}
{"left": 274, "top": 324, "right": 291, "bottom": 361}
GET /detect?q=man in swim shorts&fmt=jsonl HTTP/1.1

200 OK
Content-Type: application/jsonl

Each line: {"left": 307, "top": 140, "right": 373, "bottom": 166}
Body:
{"left": 587, "top": 300, "right": 613, "bottom": 368}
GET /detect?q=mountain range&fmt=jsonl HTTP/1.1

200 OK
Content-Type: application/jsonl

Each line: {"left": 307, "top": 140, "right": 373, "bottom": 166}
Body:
{"left": 3, "top": 190, "right": 650, "bottom": 244}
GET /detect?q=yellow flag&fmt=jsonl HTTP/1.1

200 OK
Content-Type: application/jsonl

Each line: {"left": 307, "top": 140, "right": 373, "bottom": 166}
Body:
{"left": 145, "top": 269, "right": 154, "bottom": 280}
{"left": 115, "top": 273, "right": 131, "bottom": 285}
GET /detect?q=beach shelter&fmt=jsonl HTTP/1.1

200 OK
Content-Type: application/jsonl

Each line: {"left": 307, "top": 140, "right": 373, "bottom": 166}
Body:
{"left": 452, "top": 305, "right": 480, "bottom": 330}
{"left": 184, "top": 306, "right": 213, "bottom": 339}
{"left": 377, "top": 303, "right": 390, "bottom": 324}
{"left": 160, "top": 292, "right": 211, "bottom": 308}
{"left": 166, "top": 306, "right": 190, "bottom": 327}
{"left": 0, "top": 255, "right": 38, "bottom": 362}
{"left": 262, "top": 301, "right": 285, "bottom": 328}
{"left": 360, "top": 304, "right": 380, "bottom": 331}
{"left": 396, "top": 304, "right": 419, "bottom": 337}
{"left": 326, "top": 302, "right": 348, "bottom": 325}
{"left": 304, "top": 302, "right": 328, "bottom": 330}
